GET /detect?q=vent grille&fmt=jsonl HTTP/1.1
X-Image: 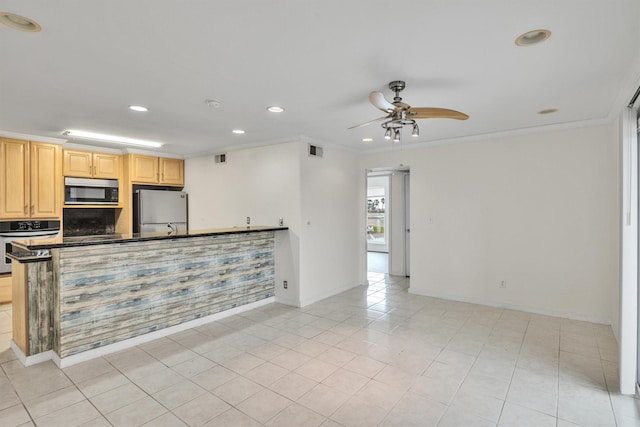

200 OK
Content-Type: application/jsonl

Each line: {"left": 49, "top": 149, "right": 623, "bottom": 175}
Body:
{"left": 215, "top": 153, "right": 226, "bottom": 164}
{"left": 308, "top": 144, "right": 323, "bottom": 158}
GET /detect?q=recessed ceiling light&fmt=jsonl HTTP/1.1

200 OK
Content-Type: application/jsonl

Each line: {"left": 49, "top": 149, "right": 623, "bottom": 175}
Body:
{"left": 205, "top": 99, "right": 221, "bottom": 108}
{"left": 232, "top": 129, "right": 245, "bottom": 134}
{"left": 128, "top": 105, "right": 148, "bottom": 112}
{"left": 0, "top": 12, "right": 41, "bottom": 32}
{"left": 267, "top": 106, "right": 285, "bottom": 113}
{"left": 62, "top": 130, "right": 163, "bottom": 148}
{"left": 515, "top": 29, "right": 551, "bottom": 46}
{"left": 538, "top": 108, "right": 558, "bottom": 115}
{"left": 362, "top": 137, "right": 374, "bottom": 142}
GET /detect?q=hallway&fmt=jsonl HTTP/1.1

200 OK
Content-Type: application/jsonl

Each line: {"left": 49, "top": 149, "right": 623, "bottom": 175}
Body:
{"left": 367, "top": 252, "right": 389, "bottom": 274}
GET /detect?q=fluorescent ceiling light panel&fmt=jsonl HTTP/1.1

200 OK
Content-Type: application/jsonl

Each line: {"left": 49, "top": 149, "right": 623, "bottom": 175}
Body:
{"left": 63, "top": 130, "right": 164, "bottom": 148}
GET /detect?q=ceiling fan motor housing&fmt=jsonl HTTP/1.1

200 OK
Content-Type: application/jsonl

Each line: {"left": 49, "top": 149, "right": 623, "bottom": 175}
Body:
{"left": 389, "top": 80, "right": 406, "bottom": 103}
{"left": 389, "top": 80, "right": 406, "bottom": 92}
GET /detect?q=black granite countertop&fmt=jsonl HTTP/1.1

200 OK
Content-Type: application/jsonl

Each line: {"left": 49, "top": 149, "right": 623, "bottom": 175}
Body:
{"left": 5, "top": 250, "right": 52, "bottom": 263}
{"left": 11, "top": 226, "right": 288, "bottom": 250}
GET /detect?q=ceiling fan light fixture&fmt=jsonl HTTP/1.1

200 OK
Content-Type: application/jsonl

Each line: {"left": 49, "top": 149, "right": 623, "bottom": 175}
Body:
{"left": 515, "top": 29, "right": 551, "bottom": 46}
{"left": 353, "top": 80, "right": 469, "bottom": 143}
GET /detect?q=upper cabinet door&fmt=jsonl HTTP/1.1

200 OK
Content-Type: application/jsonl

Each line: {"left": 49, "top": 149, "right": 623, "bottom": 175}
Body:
{"left": 93, "top": 153, "right": 120, "bottom": 179}
{"left": 160, "top": 158, "right": 184, "bottom": 186}
{"left": 130, "top": 154, "right": 159, "bottom": 183}
{"left": 30, "top": 142, "right": 61, "bottom": 218}
{"left": 63, "top": 150, "right": 93, "bottom": 178}
{"left": 0, "top": 139, "right": 29, "bottom": 218}
{"left": 63, "top": 150, "right": 120, "bottom": 179}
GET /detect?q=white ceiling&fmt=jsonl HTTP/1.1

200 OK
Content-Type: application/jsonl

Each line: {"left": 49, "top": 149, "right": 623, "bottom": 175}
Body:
{"left": 1, "top": 1, "right": 639, "bottom": 157}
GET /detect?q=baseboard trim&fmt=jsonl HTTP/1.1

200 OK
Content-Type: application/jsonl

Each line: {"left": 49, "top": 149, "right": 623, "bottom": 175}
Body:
{"left": 10, "top": 341, "right": 57, "bottom": 367}
{"left": 408, "top": 288, "right": 612, "bottom": 326}
{"left": 274, "top": 296, "right": 300, "bottom": 307}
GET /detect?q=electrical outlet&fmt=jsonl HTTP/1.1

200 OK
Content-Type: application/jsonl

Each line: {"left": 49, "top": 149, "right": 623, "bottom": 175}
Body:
{"left": 283, "top": 280, "right": 288, "bottom": 289}
{"left": 500, "top": 280, "right": 507, "bottom": 288}
{"left": 246, "top": 216, "right": 251, "bottom": 225}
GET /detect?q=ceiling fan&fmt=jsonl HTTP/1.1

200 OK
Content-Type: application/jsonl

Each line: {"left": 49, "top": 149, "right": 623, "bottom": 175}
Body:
{"left": 350, "top": 80, "right": 469, "bottom": 142}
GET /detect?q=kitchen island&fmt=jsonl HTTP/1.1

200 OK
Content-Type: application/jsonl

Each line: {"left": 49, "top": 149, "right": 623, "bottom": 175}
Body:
{"left": 9, "top": 226, "right": 287, "bottom": 367}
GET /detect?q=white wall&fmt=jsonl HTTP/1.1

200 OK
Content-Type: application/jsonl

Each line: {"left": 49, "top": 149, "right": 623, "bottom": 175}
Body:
{"left": 299, "top": 146, "right": 363, "bottom": 305}
{"left": 185, "top": 141, "right": 363, "bottom": 307}
{"left": 186, "top": 142, "right": 301, "bottom": 229}
{"left": 361, "top": 123, "right": 620, "bottom": 323}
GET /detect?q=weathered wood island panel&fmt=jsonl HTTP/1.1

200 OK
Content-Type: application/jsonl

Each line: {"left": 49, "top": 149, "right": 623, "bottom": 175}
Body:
{"left": 10, "top": 226, "right": 286, "bottom": 365}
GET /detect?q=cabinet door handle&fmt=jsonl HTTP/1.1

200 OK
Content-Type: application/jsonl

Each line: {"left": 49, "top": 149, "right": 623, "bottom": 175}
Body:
{"left": 30, "top": 205, "right": 34, "bottom": 215}
{"left": 24, "top": 205, "right": 28, "bottom": 215}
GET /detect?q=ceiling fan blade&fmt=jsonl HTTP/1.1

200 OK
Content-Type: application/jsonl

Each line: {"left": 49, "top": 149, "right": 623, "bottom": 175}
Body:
{"left": 369, "top": 91, "right": 397, "bottom": 113}
{"left": 408, "top": 107, "right": 469, "bottom": 120}
{"left": 348, "top": 115, "right": 389, "bottom": 130}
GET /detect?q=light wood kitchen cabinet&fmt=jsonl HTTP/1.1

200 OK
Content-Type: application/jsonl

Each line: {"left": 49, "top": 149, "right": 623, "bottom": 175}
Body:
{"left": 0, "top": 275, "right": 11, "bottom": 304}
{"left": 63, "top": 149, "right": 120, "bottom": 179}
{"left": 129, "top": 154, "right": 158, "bottom": 183}
{"left": 0, "top": 139, "right": 61, "bottom": 219}
{"left": 128, "top": 154, "right": 184, "bottom": 186}
{"left": 159, "top": 157, "right": 184, "bottom": 186}
{"left": 30, "top": 142, "right": 61, "bottom": 218}
{"left": 0, "top": 139, "right": 29, "bottom": 218}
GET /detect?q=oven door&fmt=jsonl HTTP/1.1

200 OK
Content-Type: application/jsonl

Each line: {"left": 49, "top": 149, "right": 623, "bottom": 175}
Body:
{"left": 0, "top": 230, "right": 60, "bottom": 274}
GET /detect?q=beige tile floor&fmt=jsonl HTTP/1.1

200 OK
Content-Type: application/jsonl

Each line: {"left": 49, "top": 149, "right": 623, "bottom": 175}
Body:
{"left": 0, "top": 273, "right": 639, "bottom": 426}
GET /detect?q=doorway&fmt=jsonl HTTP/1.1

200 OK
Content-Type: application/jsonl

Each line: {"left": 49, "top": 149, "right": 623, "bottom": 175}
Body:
{"left": 366, "top": 168, "right": 410, "bottom": 277}
{"left": 367, "top": 175, "right": 389, "bottom": 254}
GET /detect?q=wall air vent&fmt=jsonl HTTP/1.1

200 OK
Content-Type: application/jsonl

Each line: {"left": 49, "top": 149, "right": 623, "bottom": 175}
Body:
{"left": 308, "top": 144, "right": 323, "bottom": 158}
{"left": 215, "top": 153, "right": 227, "bottom": 164}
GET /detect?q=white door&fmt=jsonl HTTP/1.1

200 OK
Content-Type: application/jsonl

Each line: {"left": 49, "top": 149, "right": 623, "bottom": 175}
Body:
{"left": 404, "top": 173, "right": 410, "bottom": 277}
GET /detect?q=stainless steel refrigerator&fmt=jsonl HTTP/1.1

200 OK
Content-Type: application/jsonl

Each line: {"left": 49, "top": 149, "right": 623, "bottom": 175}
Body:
{"left": 134, "top": 189, "right": 188, "bottom": 234}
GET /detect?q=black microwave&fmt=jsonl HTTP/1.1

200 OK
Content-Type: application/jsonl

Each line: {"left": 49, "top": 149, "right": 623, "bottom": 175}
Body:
{"left": 64, "top": 177, "right": 119, "bottom": 205}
